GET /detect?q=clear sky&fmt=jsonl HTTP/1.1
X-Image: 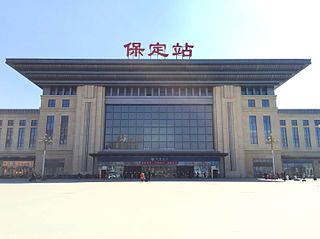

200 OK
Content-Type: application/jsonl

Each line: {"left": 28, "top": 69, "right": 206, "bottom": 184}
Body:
{"left": 0, "top": 0, "right": 319, "bottom": 109}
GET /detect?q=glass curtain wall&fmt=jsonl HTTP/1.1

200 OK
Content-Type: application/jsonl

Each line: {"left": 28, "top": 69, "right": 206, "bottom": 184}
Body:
{"left": 105, "top": 105, "right": 213, "bottom": 150}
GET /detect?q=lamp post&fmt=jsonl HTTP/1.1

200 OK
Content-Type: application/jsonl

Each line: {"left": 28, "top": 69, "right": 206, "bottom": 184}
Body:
{"left": 266, "top": 134, "right": 278, "bottom": 177}
{"left": 39, "top": 134, "right": 52, "bottom": 178}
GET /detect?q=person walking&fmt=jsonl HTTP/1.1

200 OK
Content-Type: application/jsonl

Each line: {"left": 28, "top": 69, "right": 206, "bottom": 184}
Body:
{"left": 140, "top": 172, "right": 145, "bottom": 182}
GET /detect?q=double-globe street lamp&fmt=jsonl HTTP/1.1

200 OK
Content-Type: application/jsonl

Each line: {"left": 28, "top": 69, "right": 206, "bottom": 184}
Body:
{"left": 266, "top": 134, "right": 279, "bottom": 177}
{"left": 39, "top": 134, "right": 52, "bottom": 179}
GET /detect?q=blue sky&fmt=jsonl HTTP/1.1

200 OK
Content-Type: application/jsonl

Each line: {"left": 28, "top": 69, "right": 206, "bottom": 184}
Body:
{"left": 0, "top": 0, "right": 319, "bottom": 109}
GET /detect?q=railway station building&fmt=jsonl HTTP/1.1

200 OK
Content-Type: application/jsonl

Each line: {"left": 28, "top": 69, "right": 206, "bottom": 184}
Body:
{"left": 0, "top": 58, "right": 319, "bottom": 178}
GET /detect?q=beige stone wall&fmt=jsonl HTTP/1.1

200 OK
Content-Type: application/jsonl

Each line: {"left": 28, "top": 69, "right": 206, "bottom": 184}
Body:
{"left": 35, "top": 95, "right": 77, "bottom": 174}
{"left": 72, "top": 85, "right": 105, "bottom": 175}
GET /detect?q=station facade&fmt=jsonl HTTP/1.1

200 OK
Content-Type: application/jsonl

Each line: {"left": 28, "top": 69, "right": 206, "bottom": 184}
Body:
{"left": 1, "top": 58, "right": 319, "bottom": 178}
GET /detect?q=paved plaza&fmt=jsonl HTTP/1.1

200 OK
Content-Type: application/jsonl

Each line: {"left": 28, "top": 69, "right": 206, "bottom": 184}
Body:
{"left": 0, "top": 179, "right": 319, "bottom": 239}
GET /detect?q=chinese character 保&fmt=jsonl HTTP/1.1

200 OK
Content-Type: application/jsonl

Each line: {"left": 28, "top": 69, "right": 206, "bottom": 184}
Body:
{"left": 123, "top": 42, "right": 145, "bottom": 57}
{"left": 124, "top": 42, "right": 193, "bottom": 59}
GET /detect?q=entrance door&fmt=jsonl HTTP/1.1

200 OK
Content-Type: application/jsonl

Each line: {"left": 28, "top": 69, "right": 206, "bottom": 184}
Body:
{"left": 176, "top": 166, "right": 194, "bottom": 178}
{"left": 123, "top": 166, "right": 142, "bottom": 179}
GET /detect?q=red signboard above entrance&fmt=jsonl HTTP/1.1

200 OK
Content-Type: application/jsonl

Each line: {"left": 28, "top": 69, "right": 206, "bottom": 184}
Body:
{"left": 124, "top": 42, "right": 194, "bottom": 59}
{"left": 140, "top": 161, "right": 179, "bottom": 165}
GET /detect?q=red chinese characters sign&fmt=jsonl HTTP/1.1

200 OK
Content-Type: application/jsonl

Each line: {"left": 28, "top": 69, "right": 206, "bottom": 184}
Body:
{"left": 140, "top": 161, "right": 178, "bottom": 165}
{"left": 124, "top": 42, "right": 194, "bottom": 59}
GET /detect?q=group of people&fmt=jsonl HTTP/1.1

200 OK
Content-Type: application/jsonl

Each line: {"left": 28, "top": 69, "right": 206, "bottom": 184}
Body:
{"left": 140, "top": 172, "right": 151, "bottom": 182}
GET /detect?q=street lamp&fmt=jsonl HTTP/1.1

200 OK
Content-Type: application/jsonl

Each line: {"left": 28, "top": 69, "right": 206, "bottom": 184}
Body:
{"left": 266, "top": 134, "right": 278, "bottom": 177}
{"left": 39, "top": 134, "right": 52, "bottom": 178}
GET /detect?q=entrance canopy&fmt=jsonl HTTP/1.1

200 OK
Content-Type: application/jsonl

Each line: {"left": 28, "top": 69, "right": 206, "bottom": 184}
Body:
{"left": 91, "top": 150, "right": 227, "bottom": 162}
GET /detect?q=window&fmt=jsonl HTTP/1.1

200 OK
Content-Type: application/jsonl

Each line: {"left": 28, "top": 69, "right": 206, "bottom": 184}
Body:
{"left": 247, "top": 87, "right": 253, "bottom": 95}
{"left": 253, "top": 88, "right": 260, "bottom": 95}
{"left": 291, "top": 120, "right": 297, "bottom": 126}
{"left": 292, "top": 127, "right": 300, "bottom": 147}
{"left": 50, "top": 88, "right": 57, "bottom": 95}
{"left": 303, "top": 120, "right": 309, "bottom": 126}
{"left": 46, "top": 116, "right": 54, "bottom": 139}
{"left": 31, "top": 120, "right": 38, "bottom": 126}
{"left": 139, "top": 88, "right": 145, "bottom": 96}
{"left": 180, "top": 88, "right": 186, "bottom": 96}
{"left": 248, "top": 100, "right": 255, "bottom": 107}
{"left": 261, "top": 87, "right": 267, "bottom": 95}
{"left": 0, "top": 128, "right": 2, "bottom": 144}
{"left": 19, "top": 120, "right": 26, "bottom": 126}
{"left": 57, "top": 88, "right": 63, "bottom": 95}
{"left": 29, "top": 128, "right": 37, "bottom": 148}
{"left": 160, "top": 88, "right": 165, "bottom": 96}
{"left": 280, "top": 127, "right": 288, "bottom": 148}
{"left": 126, "top": 88, "right": 132, "bottom": 96}
{"left": 119, "top": 87, "right": 125, "bottom": 96}
{"left": 71, "top": 87, "right": 77, "bottom": 95}
{"left": 263, "top": 116, "right": 272, "bottom": 141}
{"left": 8, "top": 120, "right": 14, "bottom": 126}
{"left": 280, "top": 120, "right": 286, "bottom": 126}
{"left": 315, "top": 120, "right": 320, "bottom": 147}
{"left": 62, "top": 99, "right": 70, "bottom": 108}
{"left": 200, "top": 88, "right": 206, "bottom": 96}
{"left": 5, "top": 128, "right": 13, "bottom": 148}
{"left": 64, "top": 88, "right": 71, "bottom": 95}
{"left": 17, "top": 128, "right": 25, "bottom": 148}
{"left": 193, "top": 88, "right": 199, "bottom": 96}
{"left": 241, "top": 86, "right": 246, "bottom": 95}
{"left": 48, "top": 99, "right": 56, "bottom": 107}
{"left": 133, "top": 88, "right": 138, "bottom": 96}
{"left": 0, "top": 120, "right": 2, "bottom": 126}
{"left": 249, "top": 116, "right": 258, "bottom": 144}
{"left": 60, "top": 116, "right": 69, "bottom": 144}
{"left": 262, "top": 99, "right": 270, "bottom": 107}
{"left": 112, "top": 88, "right": 118, "bottom": 96}
{"left": 304, "top": 127, "right": 311, "bottom": 147}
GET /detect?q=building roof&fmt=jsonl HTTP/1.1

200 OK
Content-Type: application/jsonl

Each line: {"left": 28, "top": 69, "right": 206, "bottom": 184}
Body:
{"left": 6, "top": 58, "right": 311, "bottom": 88}
{"left": 278, "top": 109, "right": 320, "bottom": 114}
{"left": 0, "top": 109, "right": 40, "bottom": 114}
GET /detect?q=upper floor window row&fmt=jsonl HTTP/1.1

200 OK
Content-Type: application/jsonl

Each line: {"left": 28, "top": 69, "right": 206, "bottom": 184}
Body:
{"left": 106, "top": 87, "right": 213, "bottom": 97}
{"left": 48, "top": 99, "right": 70, "bottom": 108}
{"left": 281, "top": 120, "right": 320, "bottom": 127}
{"left": 241, "top": 86, "right": 274, "bottom": 96}
{"left": 0, "top": 120, "right": 38, "bottom": 127}
{"left": 49, "top": 87, "right": 76, "bottom": 95}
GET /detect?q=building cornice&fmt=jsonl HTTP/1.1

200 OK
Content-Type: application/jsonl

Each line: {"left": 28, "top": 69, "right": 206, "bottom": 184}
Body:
{"left": 6, "top": 58, "right": 311, "bottom": 89}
